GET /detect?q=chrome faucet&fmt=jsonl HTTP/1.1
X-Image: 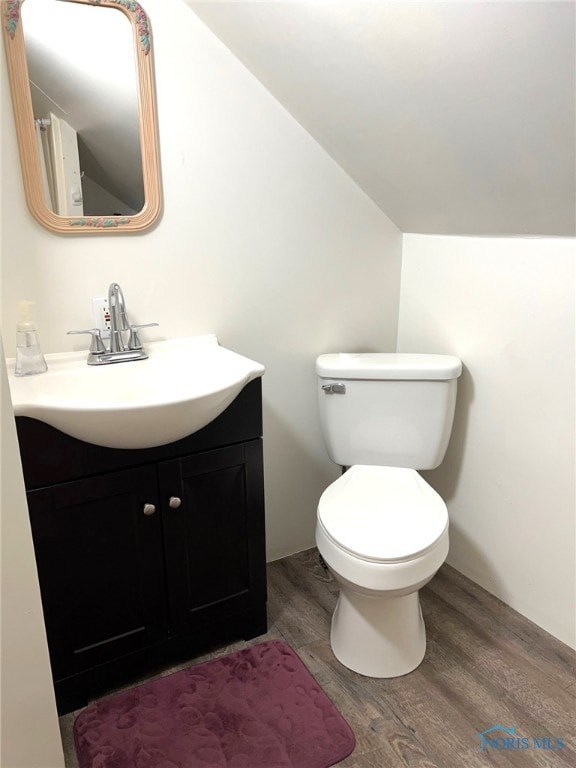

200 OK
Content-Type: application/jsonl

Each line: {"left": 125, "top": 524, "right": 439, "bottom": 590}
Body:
{"left": 68, "top": 282, "right": 158, "bottom": 365}
{"left": 109, "top": 282, "right": 130, "bottom": 353}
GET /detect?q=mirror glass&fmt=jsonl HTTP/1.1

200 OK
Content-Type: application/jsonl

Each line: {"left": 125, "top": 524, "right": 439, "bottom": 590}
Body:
{"left": 3, "top": 0, "right": 161, "bottom": 233}
{"left": 23, "top": 0, "right": 144, "bottom": 216}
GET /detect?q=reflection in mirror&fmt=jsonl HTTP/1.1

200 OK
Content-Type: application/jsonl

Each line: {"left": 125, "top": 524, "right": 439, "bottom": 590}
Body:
{"left": 23, "top": 0, "right": 143, "bottom": 216}
{"left": 2, "top": 0, "right": 161, "bottom": 233}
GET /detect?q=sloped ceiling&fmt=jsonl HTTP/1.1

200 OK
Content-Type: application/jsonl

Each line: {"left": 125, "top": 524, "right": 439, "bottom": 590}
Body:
{"left": 186, "top": 1, "right": 575, "bottom": 236}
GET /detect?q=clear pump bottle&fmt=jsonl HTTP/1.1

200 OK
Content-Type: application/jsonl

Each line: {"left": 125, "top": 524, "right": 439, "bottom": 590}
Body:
{"left": 14, "top": 300, "right": 48, "bottom": 376}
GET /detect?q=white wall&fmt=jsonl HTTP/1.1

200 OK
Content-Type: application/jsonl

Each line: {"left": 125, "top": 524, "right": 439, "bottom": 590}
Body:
{"left": 0, "top": 347, "right": 65, "bottom": 768}
{"left": 188, "top": 1, "right": 576, "bottom": 237}
{"left": 1, "top": 28, "right": 63, "bottom": 766}
{"left": 398, "top": 234, "right": 575, "bottom": 648}
{"left": 0, "top": 43, "right": 63, "bottom": 752}
{"left": 1, "top": 0, "right": 402, "bottom": 558}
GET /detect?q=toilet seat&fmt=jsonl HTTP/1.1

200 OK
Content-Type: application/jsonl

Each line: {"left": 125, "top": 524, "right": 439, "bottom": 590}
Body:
{"left": 317, "top": 465, "right": 448, "bottom": 564}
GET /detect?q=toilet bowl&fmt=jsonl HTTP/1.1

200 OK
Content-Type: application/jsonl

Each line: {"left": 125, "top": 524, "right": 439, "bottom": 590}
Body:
{"left": 316, "top": 465, "right": 449, "bottom": 678}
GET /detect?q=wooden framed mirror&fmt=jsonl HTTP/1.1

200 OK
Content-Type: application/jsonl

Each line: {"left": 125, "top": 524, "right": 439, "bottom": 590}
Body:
{"left": 2, "top": 0, "right": 162, "bottom": 234}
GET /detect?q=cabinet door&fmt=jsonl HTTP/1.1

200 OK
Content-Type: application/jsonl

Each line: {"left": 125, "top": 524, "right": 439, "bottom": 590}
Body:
{"left": 160, "top": 441, "right": 266, "bottom": 634}
{"left": 27, "top": 466, "right": 168, "bottom": 681}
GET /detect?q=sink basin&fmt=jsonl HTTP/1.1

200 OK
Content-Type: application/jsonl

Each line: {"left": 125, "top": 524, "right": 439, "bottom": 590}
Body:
{"left": 6, "top": 335, "right": 265, "bottom": 449}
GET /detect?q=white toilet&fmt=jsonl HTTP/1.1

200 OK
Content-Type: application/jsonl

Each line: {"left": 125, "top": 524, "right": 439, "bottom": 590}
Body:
{"left": 315, "top": 352, "right": 462, "bottom": 678}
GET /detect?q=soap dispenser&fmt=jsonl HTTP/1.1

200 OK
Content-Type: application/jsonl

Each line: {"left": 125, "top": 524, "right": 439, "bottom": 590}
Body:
{"left": 14, "top": 300, "right": 48, "bottom": 376}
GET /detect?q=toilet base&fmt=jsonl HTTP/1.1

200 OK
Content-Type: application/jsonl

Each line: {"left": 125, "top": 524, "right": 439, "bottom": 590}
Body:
{"left": 330, "top": 586, "right": 426, "bottom": 678}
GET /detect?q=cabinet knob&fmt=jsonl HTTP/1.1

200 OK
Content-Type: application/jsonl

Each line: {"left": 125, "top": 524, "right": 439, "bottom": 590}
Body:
{"left": 143, "top": 503, "right": 156, "bottom": 516}
{"left": 169, "top": 496, "right": 182, "bottom": 509}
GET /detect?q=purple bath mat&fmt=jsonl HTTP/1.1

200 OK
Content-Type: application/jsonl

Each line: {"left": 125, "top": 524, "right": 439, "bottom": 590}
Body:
{"left": 74, "top": 639, "right": 355, "bottom": 768}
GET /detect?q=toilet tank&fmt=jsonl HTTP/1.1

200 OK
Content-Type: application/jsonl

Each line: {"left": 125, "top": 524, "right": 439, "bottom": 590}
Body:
{"left": 316, "top": 353, "right": 462, "bottom": 470}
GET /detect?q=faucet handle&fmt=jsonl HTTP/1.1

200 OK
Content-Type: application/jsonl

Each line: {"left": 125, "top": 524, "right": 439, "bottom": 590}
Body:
{"left": 67, "top": 328, "right": 106, "bottom": 353}
{"left": 128, "top": 323, "right": 159, "bottom": 351}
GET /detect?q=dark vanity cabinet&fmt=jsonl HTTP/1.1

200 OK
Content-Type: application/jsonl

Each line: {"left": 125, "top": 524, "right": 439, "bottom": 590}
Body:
{"left": 16, "top": 380, "right": 266, "bottom": 714}
{"left": 26, "top": 466, "right": 169, "bottom": 685}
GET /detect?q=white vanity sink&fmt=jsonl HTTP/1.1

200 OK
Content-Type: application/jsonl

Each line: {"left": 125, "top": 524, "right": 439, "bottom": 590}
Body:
{"left": 7, "top": 335, "right": 265, "bottom": 449}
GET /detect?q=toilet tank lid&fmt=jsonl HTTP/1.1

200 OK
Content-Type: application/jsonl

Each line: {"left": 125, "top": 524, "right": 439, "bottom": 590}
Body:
{"left": 316, "top": 353, "right": 462, "bottom": 380}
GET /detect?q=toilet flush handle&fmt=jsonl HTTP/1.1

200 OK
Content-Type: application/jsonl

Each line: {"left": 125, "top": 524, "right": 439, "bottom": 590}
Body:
{"left": 322, "top": 383, "right": 346, "bottom": 395}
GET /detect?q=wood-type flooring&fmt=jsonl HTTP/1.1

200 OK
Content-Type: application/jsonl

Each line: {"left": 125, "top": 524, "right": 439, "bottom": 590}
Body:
{"left": 60, "top": 549, "right": 576, "bottom": 767}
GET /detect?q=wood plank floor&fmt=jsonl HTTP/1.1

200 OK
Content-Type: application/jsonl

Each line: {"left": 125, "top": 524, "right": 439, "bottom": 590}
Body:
{"left": 60, "top": 549, "right": 576, "bottom": 767}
